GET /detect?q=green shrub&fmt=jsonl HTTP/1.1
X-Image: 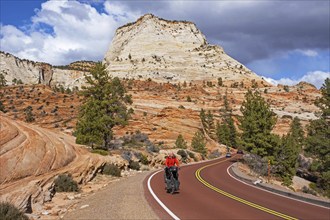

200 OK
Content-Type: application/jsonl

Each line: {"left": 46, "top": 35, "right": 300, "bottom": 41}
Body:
{"left": 54, "top": 174, "right": 78, "bottom": 192}
{"left": 282, "top": 175, "right": 293, "bottom": 187}
{"left": 24, "top": 106, "right": 35, "bottom": 122}
{"left": 302, "top": 186, "right": 317, "bottom": 196}
{"left": 146, "top": 144, "right": 160, "bottom": 153}
{"left": 102, "top": 163, "right": 121, "bottom": 177}
{"left": 128, "top": 160, "right": 140, "bottom": 170}
{"left": 140, "top": 154, "right": 150, "bottom": 165}
{"left": 0, "top": 202, "right": 28, "bottom": 220}
{"left": 188, "top": 151, "right": 197, "bottom": 161}
{"left": 91, "top": 149, "right": 109, "bottom": 156}
{"left": 0, "top": 101, "right": 6, "bottom": 113}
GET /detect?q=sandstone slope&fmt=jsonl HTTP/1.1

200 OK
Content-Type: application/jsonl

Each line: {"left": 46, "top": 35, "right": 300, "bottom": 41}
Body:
{"left": 0, "top": 113, "right": 124, "bottom": 213}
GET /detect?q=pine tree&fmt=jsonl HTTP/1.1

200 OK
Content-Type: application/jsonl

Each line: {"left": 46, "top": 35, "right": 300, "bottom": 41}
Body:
{"left": 274, "top": 118, "right": 303, "bottom": 186}
{"left": 315, "top": 78, "right": 330, "bottom": 118}
{"left": 175, "top": 134, "right": 187, "bottom": 149}
{"left": 217, "top": 92, "right": 237, "bottom": 147}
{"left": 206, "top": 110, "right": 214, "bottom": 132}
{"left": 275, "top": 135, "right": 299, "bottom": 185}
{"left": 239, "top": 90, "right": 278, "bottom": 157}
{"left": 304, "top": 78, "right": 330, "bottom": 196}
{"left": 200, "top": 108, "right": 207, "bottom": 129}
{"left": 223, "top": 92, "right": 231, "bottom": 113}
{"left": 75, "top": 63, "right": 132, "bottom": 149}
{"left": 191, "top": 131, "right": 207, "bottom": 155}
{"left": 289, "top": 117, "right": 304, "bottom": 146}
{"left": 216, "top": 121, "right": 230, "bottom": 146}
{"left": 227, "top": 116, "right": 237, "bottom": 147}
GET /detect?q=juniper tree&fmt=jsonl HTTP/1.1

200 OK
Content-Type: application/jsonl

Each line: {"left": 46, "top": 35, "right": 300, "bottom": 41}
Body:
{"left": 175, "top": 134, "right": 187, "bottom": 149}
{"left": 0, "top": 73, "right": 7, "bottom": 88}
{"left": 239, "top": 90, "right": 279, "bottom": 157}
{"left": 217, "top": 77, "right": 223, "bottom": 87}
{"left": 0, "top": 101, "right": 5, "bottom": 113}
{"left": 24, "top": 106, "right": 35, "bottom": 122}
{"left": 75, "top": 63, "right": 132, "bottom": 149}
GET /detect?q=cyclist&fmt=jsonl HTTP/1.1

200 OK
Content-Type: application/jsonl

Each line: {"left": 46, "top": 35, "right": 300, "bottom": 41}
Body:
{"left": 165, "top": 152, "right": 179, "bottom": 180}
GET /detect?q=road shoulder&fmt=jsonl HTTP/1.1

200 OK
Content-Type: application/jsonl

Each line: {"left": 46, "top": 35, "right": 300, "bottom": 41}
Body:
{"left": 63, "top": 171, "right": 159, "bottom": 220}
{"left": 230, "top": 162, "right": 330, "bottom": 208}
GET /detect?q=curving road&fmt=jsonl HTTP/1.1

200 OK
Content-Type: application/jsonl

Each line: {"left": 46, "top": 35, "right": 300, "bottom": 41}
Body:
{"left": 146, "top": 155, "right": 329, "bottom": 219}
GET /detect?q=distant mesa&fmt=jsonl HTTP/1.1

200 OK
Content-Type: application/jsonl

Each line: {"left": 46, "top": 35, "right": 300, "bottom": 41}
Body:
{"left": 104, "top": 13, "right": 265, "bottom": 84}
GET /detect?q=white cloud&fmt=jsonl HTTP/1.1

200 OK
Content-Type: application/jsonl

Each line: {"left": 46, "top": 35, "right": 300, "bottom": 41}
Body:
{"left": 297, "top": 49, "right": 318, "bottom": 57}
{"left": 263, "top": 71, "right": 330, "bottom": 88}
{"left": 0, "top": 0, "right": 140, "bottom": 65}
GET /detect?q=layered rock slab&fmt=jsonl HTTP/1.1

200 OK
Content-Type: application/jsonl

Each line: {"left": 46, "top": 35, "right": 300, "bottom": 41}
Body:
{"left": 0, "top": 114, "right": 123, "bottom": 212}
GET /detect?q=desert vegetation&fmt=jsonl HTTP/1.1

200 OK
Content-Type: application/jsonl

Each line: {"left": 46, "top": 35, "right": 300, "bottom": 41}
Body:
{"left": 0, "top": 202, "right": 28, "bottom": 220}
{"left": 236, "top": 78, "right": 329, "bottom": 196}
{"left": 75, "top": 62, "right": 133, "bottom": 150}
{"left": 54, "top": 174, "right": 79, "bottom": 192}
{"left": 0, "top": 65, "right": 326, "bottom": 199}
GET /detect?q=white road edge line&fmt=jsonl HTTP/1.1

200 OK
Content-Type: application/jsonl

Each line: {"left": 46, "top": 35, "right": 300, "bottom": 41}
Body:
{"left": 227, "top": 164, "right": 329, "bottom": 209}
{"left": 147, "top": 170, "right": 180, "bottom": 220}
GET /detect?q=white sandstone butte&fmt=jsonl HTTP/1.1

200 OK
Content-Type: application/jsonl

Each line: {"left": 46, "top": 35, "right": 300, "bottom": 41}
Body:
{"left": 104, "top": 14, "right": 264, "bottom": 83}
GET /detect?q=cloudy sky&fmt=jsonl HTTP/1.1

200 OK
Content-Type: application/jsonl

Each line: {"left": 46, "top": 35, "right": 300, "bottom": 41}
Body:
{"left": 0, "top": 0, "right": 329, "bottom": 88}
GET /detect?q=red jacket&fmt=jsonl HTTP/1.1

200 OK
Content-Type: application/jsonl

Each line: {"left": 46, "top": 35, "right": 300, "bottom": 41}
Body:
{"left": 165, "top": 156, "right": 179, "bottom": 167}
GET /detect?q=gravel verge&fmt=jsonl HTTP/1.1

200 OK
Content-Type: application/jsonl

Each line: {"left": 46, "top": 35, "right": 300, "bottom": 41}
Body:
{"left": 63, "top": 171, "right": 159, "bottom": 220}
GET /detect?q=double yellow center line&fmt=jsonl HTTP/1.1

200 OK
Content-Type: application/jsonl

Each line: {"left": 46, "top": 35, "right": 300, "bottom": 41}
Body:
{"left": 195, "top": 158, "right": 298, "bottom": 220}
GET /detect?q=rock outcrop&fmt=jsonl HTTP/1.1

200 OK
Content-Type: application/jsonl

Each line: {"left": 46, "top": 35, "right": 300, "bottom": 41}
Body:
{"left": 1, "top": 51, "right": 41, "bottom": 85}
{"left": 0, "top": 113, "right": 125, "bottom": 212}
{"left": 0, "top": 51, "right": 88, "bottom": 89}
{"left": 104, "top": 14, "right": 265, "bottom": 84}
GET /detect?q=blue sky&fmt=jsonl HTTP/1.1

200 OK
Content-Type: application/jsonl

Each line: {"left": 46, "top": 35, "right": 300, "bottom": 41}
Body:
{"left": 0, "top": 0, "right": 329, "bottom": 88}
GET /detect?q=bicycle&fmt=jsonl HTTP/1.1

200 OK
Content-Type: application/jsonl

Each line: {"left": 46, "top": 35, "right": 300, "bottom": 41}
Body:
{"left": 164, "top": 166, "right": 180, "bottom": 194}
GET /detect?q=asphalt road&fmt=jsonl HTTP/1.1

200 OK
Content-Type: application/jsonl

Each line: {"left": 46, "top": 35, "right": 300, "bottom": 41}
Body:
{"left": 147, "top": 155, "right": 330, "bottom": 219}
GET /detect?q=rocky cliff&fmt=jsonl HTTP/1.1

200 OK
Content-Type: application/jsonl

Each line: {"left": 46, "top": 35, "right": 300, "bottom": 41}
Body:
{"left": 0, "top": 51, "right": 48, "bottom": 85}
{"left": 104, "top": 14, "right": 264, "bottom": 84}
{"left": 0, "top": 51, "right": 89, "bottom": 89}
{"left": 0, "top": 112, "right": 127, "bottom": 213}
